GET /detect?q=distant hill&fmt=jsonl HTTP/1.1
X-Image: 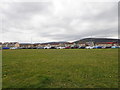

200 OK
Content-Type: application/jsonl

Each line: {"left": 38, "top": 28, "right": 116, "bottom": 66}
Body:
{"left": 74, "top": 38, "right": 120, "bottom": 44}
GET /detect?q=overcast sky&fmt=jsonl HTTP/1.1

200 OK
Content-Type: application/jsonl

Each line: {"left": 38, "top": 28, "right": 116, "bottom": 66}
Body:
{"left": 0, "top": 0, "right": 118, "bottom": 43}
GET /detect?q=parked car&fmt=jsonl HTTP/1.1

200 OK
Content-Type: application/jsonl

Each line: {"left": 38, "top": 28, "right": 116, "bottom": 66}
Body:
{"left": 50, "top": 47, "right": 56, "bottom": 49}
{"left": 79, "top": 46, "right": 86, "bottom": 49}
{"left": 57, "top": 46, "right": 65, "bottom": 49}
{"left": 32, "top": 47, "right": 37, "bottom": 49}
{"left": 103, "top": 46, "right": 111, "bottom": 49}
{"left": 2, "top": 47, "right": 10, "bottom": 49}
{"left": 44, "top": 46, "right": 51, "bottom": 49}
{"left": 102, "top": 46, "right": 106, "bottom": 49}
{"left": 18, "top": 47, "right": 24, "bottom": 49}
{"left": 37, "top": 47, "right": 44, "bottom": 49}
{"left": 22, "top": 47, "right": 27, "bottom": 49}
{"left": 65, "top": 46, "right": 71, "bottom": 49}
{"left": 85, "top": 46, "right": 94, "bottom": 49}
{"left": 10, "top": 47, "right": 18, "bottom": 49}
{"left": 94, "top": 46, "right": 102, "bottom": 49}
{"left": 71, "top": 46, "right": 79, "bottom": 49}
{"left": 111, "top": 46, "right": 119, "bottom": 48}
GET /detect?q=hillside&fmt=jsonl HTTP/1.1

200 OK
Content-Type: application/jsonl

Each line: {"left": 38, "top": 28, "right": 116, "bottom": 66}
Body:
{"left": 74, "top": 38, "right": 120, "bottom": 44}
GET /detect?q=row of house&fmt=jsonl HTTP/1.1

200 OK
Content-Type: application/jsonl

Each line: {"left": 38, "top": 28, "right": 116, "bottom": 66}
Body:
{"left": 0, "top": 41, "right": 119, "bottom": 48}
{"left": 1, "top": 42, "right": 75, "bottom": 48}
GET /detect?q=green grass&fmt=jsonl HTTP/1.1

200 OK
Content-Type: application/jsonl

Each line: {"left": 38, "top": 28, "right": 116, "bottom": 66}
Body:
{"left": 2, "top": 49, "right": 118, "bottom": 88}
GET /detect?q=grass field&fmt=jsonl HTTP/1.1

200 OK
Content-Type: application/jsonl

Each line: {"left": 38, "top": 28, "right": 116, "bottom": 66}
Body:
{"left": 2, "top": 49, "right": 118, "bottom": 88}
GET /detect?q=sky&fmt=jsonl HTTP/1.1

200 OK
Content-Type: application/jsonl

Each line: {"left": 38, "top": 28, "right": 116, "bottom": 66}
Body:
{"left": 0, "top": 0, "right": 119, "bottom": 43}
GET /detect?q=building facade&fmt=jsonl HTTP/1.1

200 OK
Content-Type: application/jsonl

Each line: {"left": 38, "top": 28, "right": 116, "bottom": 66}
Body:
{"left": 19, "top": 43, "right": 33, "bottom": 48}
{"left": 2, "top": 42, "right": 19, "bottom": 47}
{"left": 95, "top": 42, "right": 118, "bottom": 46}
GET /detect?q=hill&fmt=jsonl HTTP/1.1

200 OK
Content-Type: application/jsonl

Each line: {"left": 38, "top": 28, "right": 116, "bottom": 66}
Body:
{"left": 74, "top": 38, "right": 120, "bottom": 44}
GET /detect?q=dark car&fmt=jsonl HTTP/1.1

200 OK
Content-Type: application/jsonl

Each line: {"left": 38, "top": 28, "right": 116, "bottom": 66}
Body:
{"left": 79, "top": 46, "right": 86, "bottom": 49}
{"left": 21, "top": 47, "right": 27, "bottom": 49}
{"left": 50, "top": 47, "right": 56, "bottom": 49}
{"left": 71, "top": 46, "right": 79, "bottom": 49}
{"left": 104, "top": 46, "right": 111, "bottom": 49}
{"left": 18, "top": 47, "right": 26, "bottom": 49}
{"left": 32, "top": 47, "right": 37, "bottom": 49}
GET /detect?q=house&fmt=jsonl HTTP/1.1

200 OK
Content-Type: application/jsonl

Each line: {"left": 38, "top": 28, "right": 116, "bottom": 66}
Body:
{"left": 39, "top": 42, "right": 65, "bottom": 47}
{"left": 77, "top": 42, "right": 86, "bottom": 46}
{"left": 49, "top": 43, "right": 61, "bottom": 47}
{"left": 33, "top": 43, "right": 41, "bottom": 47}
{"left": 39, "top": 43, "right": 49, "bottom": 47}
{"left": 95, "top": 42, "right": 118, "bottom": 46}
{"left": 9, "top": 42, "right": 19, "bottom": 47}
{"left": 2, "top": 42, "right": 19, "bottom": 47}
{"left": 64, "top": 42, "right": 74, "bottom": 47}
{"left": 19, "top": 43, "right": 33, "bottom": 48}
{"left": 2, "top": 42, "right": 9, "bottom": 47}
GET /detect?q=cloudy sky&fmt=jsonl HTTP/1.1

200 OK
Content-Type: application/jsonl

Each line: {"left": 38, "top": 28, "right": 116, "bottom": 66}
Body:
{"left": 0, "top": 0, "right": 119, "bottom": 43}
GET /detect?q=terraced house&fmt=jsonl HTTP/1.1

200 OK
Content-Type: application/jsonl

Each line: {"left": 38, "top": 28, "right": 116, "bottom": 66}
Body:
{"left": 39, "top": 42, "right": 67, "bottom": 47}
{"left": 64, "top": 42, "right": 74, "bottom": 47}
{"left": 33, "top": 43, "right": 41, "bottom": 47}
{"left": 95, "top": 42, "right": 118, "bottom": 46}
{"left": 19, "top": 43, "right": 33, "bottom": 48}
{"left": 2, "top": 42, "right": 19, "bottom": 48}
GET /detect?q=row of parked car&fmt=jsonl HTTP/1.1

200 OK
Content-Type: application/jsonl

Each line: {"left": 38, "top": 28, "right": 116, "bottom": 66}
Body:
{"left": 2, "top": 46, "right": 120, "bottom": 49}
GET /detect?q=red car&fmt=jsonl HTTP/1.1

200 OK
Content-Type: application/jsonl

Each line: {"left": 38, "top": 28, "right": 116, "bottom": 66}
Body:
{"left": 65, "top": 46, "right": 71, "bottom": 49}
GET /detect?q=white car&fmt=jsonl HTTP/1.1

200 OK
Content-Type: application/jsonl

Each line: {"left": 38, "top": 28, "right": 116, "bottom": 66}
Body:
{"left": 10, "top": 47, "right": 18, "bottom": 49}
{"left": 57, "top": 47, "right": 65, "bottom": 49}
{"left": 85, "top": 46, "right": 94, "bottom": 49}
{"left": 44, "top": 46, "right": 51, "bottom": 49}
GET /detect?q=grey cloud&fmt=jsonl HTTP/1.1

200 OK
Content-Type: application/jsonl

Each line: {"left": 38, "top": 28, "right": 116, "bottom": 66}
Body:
{"left": 2, "top": 2, "right": 53, "bottom": 33}
{"left": 1, "top": 1, "right": 118, "bottom": 42}
{"left": 2, "top": 2, "right": 52, "bottom": 18}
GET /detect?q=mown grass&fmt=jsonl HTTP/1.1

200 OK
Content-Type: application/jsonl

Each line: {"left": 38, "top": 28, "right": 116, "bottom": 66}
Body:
{"left": 2, "top": 49, "right": 118, "bottom": 88}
